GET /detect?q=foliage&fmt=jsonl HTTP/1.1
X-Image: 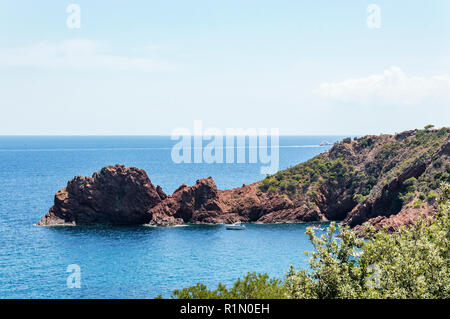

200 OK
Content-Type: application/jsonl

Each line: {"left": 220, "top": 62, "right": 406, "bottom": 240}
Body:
{"left": 359, "top": 137, "right": 374, "bottom": 149}
{"left": 258, "top": 154, "right": 352, "bottom": 196}
{"left": 353, "top": 193, "right": 368, "bottom": 204}
{"left": 413, "top": 198, "right": 423, "bottom": 208}
{"left": 171, "top": 272, "right": 287, "bottom": 299}
{"left": 427, "top": 191, "right": 438, "bottom": 202}
{"left": 286, "top": 183, "right": 450, "bottom": 299}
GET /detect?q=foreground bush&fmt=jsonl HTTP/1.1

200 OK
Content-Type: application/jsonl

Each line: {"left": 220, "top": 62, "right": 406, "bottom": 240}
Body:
{"left": 172, "top": 184, "right": 450, "bottom": 299}
{"left": 171, "top": 273, "right": 287, "bottom": 299}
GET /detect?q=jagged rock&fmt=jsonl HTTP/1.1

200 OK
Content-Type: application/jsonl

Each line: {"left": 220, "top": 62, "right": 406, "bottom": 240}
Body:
{"left": 353, "top": 202, "right": 436, "bottom": 233}
{"left": 156, "top": 185, "right": 167, "bottom": 200}
{"left": 37, "top": 165, "right": 164, "bottom": 226}
{"left": 148, "top": 177, "right": 228, "bottom": 226}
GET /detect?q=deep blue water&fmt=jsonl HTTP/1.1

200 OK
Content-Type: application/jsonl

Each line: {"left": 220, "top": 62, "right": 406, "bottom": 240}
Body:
{"left": 0, "top": 136, "right": 341, "bottom": 298}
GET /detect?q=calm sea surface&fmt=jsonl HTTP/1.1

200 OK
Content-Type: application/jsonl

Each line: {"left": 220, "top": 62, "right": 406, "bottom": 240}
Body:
{"left": 0, "top": 136, "right": 341, "bottom": 298}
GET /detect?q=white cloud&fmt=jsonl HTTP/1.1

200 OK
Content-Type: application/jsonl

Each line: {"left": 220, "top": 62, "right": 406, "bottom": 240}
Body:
{"left": 0, "top": 39, "right": 171, "bottom": 71}
{"left": 314, "top": 66, "right": 450, "bottom": 105}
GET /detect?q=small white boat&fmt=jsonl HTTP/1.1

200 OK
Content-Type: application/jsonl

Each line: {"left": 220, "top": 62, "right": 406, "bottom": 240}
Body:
{"left": 320, "top": 141, "right": 332, "bottom": 146}
{"left": 225, "top": 223, "right": 246, "bottom": 230}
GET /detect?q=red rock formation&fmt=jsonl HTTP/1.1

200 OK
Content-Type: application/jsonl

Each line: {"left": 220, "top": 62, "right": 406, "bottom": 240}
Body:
{"left": 148, "top": 177, "right": 228, "bottom": 226}
{"left": 353, "top": 203, "right": 436, "bottom": 233}
{"left": 148, "top": 178, "right": 324, "bottom": 226}
{"left": 38, "top": 167, "right": 325, "bottom": 226}
{"left": 220, "top": 183, "right": 322, "bottom": 223}
{"left": 37, "top": 165, "right": 164, "bottom": 226}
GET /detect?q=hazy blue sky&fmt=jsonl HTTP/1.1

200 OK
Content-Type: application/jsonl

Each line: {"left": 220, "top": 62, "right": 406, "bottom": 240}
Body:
{"left": 0, "top": 0, "right": 449, "bottom": 135}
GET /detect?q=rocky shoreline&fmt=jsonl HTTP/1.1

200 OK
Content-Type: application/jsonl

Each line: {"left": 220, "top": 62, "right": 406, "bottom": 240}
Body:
{"left": 38, "top": 127, "right": 450, "bottom": 231}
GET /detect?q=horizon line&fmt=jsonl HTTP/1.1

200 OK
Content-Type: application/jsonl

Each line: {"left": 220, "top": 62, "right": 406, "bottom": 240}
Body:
{"left": 0, "top": 134, "right": 360, "bottom": 137}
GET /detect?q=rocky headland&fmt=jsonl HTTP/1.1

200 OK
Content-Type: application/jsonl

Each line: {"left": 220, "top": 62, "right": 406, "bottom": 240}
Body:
{"left": 38, "top": 127, "right": 450, "bottom": 231}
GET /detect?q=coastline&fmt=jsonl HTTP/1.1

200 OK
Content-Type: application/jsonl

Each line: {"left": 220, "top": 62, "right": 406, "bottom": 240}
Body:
{"left": 37, "top": 128, "right": 449, "bottom": 234}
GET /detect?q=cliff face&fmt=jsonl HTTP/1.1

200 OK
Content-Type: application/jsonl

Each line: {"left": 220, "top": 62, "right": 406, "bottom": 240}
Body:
{"left": 38, "top": 127, "right": 450, "bottom": 230}
{"left": 345, "top": 130, "right": 449, "bottom": 231}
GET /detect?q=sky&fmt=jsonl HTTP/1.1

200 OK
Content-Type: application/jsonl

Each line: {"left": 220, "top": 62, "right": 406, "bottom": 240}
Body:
{"left": 0, "top": 0, "right": 449, "bottom": 135}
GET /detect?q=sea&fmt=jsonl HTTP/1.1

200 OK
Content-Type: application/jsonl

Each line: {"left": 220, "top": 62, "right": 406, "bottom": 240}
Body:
{"left": 0, "top": 136, "right": 341, "bottom": 298}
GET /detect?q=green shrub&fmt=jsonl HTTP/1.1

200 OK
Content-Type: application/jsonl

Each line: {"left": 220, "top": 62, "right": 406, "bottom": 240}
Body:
{"left": 343, "top": 137, "right": 352, "bottom": 144}
{"left": 171, "top": 272, "right": 287, "bottom": 299}
{"left": 403, "top": 177, "right": 417, "bottom": 193}
{"left": 427, "top": 191, "right": 438, "bottom": 202}
{"left": 437, "top": 127, "right": 447, "bottom": 137}
{"left": 307, "top": 189, "right": 318, "bottom": 200}
{"left": 353, "top": 193, "right": 368, "bottom": 204}
{"left": 400, "top": 192, "right": 415, "bottom": 202}
{"left": 275, "top": 171, "right": 284, "bottom": 181}
{"left": 286, "top": 180, "right": 298, "bottom": 192}
{"left": 359, "top": 138, "right": 372, "bottom": 148}
{"left": 413, "top": 199, "right": 423, "bottom": 208}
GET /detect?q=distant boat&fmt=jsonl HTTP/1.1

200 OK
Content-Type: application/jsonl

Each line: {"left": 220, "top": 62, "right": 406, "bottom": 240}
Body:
{"left": 225, "top": 223, "right": 246, "bottom": 230}
{"left": 320, "top": 141, "right": 333, "bottom": 146}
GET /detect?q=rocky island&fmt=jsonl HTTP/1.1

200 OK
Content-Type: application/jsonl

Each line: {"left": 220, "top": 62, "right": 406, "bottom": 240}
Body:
{"left": 38, "top": 127, "right": 450, "bottom": 231}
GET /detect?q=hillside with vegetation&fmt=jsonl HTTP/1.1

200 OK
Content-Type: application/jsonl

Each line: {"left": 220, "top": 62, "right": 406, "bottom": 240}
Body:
{"left": 256, "top": 125, "right": 450, "bottom": 231}
{"left": 168, "top": 182, "right": 450, "bottom": 299}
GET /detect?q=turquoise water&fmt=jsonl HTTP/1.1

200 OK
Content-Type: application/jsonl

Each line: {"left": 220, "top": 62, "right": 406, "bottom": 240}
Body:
{"left": 0, "top": 136, "right": 340, "bottom": 298}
